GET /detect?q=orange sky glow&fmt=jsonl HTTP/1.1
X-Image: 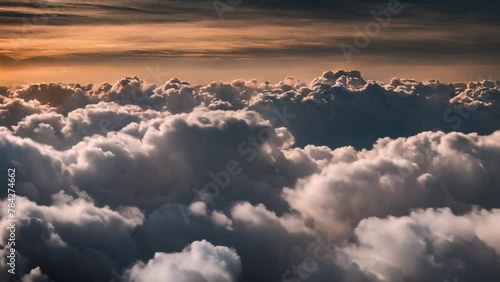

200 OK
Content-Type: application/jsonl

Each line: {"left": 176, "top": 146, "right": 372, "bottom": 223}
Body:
{"left": 1, "top": 0, "right": 499, "bottom": 85}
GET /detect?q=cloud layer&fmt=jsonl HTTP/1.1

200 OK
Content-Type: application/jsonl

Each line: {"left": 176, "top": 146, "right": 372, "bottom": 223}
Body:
{"left": 1, "top": 70, "right": 499, "bottom": 282}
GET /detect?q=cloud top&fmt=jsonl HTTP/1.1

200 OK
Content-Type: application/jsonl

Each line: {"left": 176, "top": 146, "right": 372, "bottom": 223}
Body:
{"left": 1, "top": 70, "right": 499, "bottom": 282}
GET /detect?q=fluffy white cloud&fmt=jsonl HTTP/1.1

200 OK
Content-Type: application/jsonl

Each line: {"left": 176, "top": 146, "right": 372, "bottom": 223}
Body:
{"left": 0, "top": 97, "right": 53, "bottom": 128}
{"left": 284, "top": 131, "right": 500, "bottom": 237}
{"left": 339, "top": 208, "right": 500, "bottom": 282}
{"left": 231, "top": 202, "right": 313, "bottom": 235}
{"left": 126, "top": 240, "right": 241, "bottom": 282}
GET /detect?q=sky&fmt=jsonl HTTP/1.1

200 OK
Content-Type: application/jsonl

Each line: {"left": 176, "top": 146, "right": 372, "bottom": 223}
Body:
{"left": 1, "top": 1, "right": 500, "bottom": 282}
{"left": 0, "top": 0, "right": 499, "bottom": 84}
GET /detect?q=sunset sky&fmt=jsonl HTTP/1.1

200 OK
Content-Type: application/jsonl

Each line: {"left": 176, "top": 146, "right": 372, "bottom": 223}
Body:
{"left": 1, "top": 0, "right": 499, "bottom": 84}
{"left": 2, "top": 1, "right": 500, "bottom": 282}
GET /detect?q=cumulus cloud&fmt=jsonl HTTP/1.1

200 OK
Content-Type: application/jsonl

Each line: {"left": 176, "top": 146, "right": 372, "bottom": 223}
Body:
{"left": 21, "top": 267, "right": 50, "bottom": 282}
{"left": 126, "top": 240, "right": 241, "bottom": 282}
{"left": 1, "top": 70, "right": 499, "bottom": 282}
{"left": 0, "top": 193, "right": 143, "bottom": 282}
{"left": 0, "top": 98, "right": 53, "bottom": 128}
{"left": 3, "top": 70, "right": 499, "bottom": 149}
{"left": 284, "top": 130, "right": 500, "bottom": 237}
{"left": 339, "top": 208, "right": 500, "bottom": 282}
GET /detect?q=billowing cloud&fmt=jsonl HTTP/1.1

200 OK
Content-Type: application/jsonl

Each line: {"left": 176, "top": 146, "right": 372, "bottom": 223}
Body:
{"left": 0, "top": 193, "right": 143, "bottom": 282}
{"left": 3, "top": 70, "right": 499, "bottom": 149}
{"left": 125, "top": 240, "right": 241, "bottom": 282}
{"left": 339, "top": 208, "right": 500, "bottom": 282}
{"left": 1, "top": 70, "right": 499, "bottom": 282}
{"left": 284, "top": 130, "right": 500, "bottom": 237}
{"left": 21, "top": 267, "right": 49, "bottom": 282}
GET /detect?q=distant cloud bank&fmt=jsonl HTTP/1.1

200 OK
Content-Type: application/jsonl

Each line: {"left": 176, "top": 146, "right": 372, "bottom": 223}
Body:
{"left": 1, "top": 69, "right": 500, "bottom": 282}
